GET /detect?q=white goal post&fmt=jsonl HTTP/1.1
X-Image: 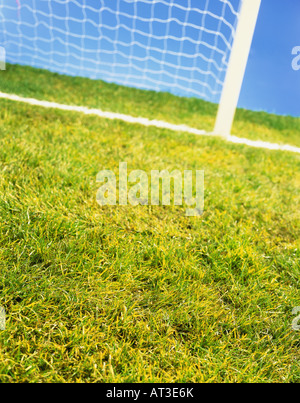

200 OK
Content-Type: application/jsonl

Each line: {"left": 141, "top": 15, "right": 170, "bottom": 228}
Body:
{"left": 214, "top": 0, "right": 261, "bottom": 136}
{"left": 0, "top": 0, "right": 261, "bottom": 136}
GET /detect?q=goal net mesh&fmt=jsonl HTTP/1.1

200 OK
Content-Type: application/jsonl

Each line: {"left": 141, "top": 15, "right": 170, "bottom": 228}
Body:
{"left": 0, "top": 0, "right": 242, "bottom": 103}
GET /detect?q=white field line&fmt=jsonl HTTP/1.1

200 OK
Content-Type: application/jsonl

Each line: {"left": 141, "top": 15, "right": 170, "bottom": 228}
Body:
{"left": 0, "top": 91, "right": 300, "bottom": 155}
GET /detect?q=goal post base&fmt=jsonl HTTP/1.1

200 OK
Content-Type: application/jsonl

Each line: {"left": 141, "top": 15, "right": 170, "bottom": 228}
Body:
{"left": 214, "top": 0, "right": 262, "bottom": 137}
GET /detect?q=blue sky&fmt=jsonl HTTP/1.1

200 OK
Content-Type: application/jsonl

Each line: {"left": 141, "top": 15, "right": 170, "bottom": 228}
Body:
{"left": 0, "top": 0, "right": 299, "bottom": 117}
{"left": 239, "top": 0, "right": 300, "bottom": 117}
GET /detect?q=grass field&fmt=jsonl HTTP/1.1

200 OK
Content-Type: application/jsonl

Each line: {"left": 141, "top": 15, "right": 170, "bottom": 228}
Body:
{"left": 0, "top": 64, "right": 299, "bottom": 383}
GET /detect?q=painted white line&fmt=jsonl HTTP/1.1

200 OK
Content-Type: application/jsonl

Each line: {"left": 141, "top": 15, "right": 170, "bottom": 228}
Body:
{"left": 0, "top": 91, "right": 299, "bottom": 155}
{"left": 0, "top": 91, "right": 209, "bottom": 136}
{"left": 227, "top": 135, "right": 300, "bottom": 154}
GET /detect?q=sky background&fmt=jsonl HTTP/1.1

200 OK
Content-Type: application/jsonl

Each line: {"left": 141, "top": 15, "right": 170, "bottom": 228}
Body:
{"left": 0, "top": 0, "right": 299, "bottom": 117}
{"left": 239, "top": 0, "right": 300, "bottom": 117}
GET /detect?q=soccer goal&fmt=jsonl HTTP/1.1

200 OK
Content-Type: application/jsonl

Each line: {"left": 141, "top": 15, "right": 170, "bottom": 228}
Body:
{"left": 0, "top": 0, "right": 261, "bottom": 136}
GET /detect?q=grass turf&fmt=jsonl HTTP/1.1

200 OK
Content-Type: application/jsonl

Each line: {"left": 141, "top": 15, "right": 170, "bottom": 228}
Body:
{"left": 1, "top": 63, "right": 300, "bottom": 147}
{"left": 0, "top": 64, "right": 299, "bottom": 382}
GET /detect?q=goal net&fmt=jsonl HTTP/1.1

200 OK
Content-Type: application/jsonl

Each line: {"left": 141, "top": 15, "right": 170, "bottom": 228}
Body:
{"left": 0, "top": 0, "right": 260, "bottom": 134}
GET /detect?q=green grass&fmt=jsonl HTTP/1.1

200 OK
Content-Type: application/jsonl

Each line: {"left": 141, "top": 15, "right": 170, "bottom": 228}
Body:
{"left": 1, "top": 63, "right": 300, "bottom": 147}
{"left": 0, "top": 64, "right": 299, "bottom": 383}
